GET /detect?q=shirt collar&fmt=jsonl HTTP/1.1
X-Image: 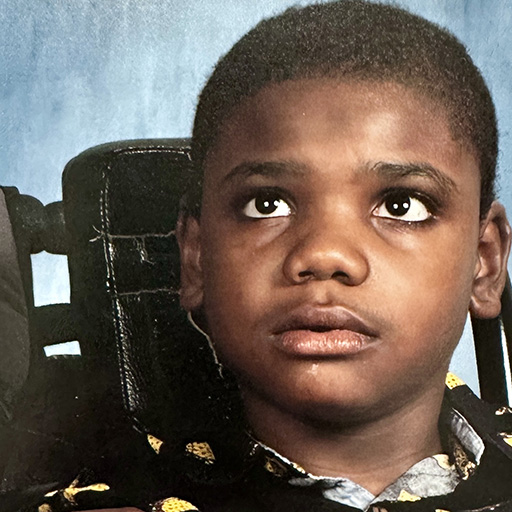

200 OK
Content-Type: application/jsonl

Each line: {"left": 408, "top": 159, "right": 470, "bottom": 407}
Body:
{"left": 254, "top": 405, "right": 484, "bottom": 511}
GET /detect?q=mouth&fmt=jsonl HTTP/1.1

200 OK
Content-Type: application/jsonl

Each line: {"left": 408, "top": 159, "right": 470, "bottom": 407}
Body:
{"left": 272, "top": 306, "right": 378, "bottom": 358}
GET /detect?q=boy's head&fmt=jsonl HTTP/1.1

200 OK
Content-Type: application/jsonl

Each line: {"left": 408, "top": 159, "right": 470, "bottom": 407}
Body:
{"left": 178, "top": 1, "right": 511, "bottom": 429}
{"left": 189, "top": 0, "right": 498, "bottom": 218}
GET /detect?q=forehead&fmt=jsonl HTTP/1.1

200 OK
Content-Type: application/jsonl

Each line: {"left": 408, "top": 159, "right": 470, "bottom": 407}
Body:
{"left": 204, "top": 78, "right": 479, "bottom": 189}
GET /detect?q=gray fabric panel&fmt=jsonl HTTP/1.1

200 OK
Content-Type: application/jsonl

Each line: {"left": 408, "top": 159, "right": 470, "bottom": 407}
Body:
{"left": 0, "top": 189, "right": 29, "bottom": 422}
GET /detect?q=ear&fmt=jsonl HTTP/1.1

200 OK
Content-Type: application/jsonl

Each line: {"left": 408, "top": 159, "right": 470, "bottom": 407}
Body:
{"left": 176, "top": 212, "right": 204, "bottom": 312}
{"left": 470, "top": 202, "right": 512, "bottom": 319}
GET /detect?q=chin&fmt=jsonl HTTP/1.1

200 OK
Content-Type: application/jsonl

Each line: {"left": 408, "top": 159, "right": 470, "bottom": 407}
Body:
{"left": 285, "top": 396, "right": 380, "bottom": 430}
{"left": 261, "top": 380, "right": 387, "bottom": 429}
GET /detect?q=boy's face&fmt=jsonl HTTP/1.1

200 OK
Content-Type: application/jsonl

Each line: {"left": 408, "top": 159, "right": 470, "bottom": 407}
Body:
{"left": 180, "top": 79, "right": 509, "bottom": 425}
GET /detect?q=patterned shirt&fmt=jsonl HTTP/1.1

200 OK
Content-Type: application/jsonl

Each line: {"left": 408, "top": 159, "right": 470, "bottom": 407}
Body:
{"left": 34, "top": 373, "right": 512, "bottom": 512}
{"left": 257, "top": 407, "right": 484, "bottom": 510}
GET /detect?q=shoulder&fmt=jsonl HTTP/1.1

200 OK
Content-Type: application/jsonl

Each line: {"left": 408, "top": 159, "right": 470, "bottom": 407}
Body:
{"left": 441, "top": 377, "right": 512, "bottom": 509}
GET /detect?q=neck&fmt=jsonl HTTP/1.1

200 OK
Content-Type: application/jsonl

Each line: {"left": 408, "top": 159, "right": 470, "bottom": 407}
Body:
{"left": 244, "top": 386, "right": 445, "bottom": 496}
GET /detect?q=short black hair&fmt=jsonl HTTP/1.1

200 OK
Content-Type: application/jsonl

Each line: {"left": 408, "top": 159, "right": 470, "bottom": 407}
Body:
{"left": 188, "top": 0, "right": 497, "bottom": 217}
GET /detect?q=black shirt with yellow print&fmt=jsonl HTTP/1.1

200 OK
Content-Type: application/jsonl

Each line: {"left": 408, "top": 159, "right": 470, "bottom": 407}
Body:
{"left": 9, "top": 374, "right": 512, "bottom": 512}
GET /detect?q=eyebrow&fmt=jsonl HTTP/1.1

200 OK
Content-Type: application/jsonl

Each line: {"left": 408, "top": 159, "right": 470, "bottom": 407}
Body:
{"left": 222, "top": 158, "right": 458, "bottom": 195}
{"left": 370, "top": 161, "right": 458, "bottom": 195}
{"left": 222, "top": 160, "right": 308, "bottom": 184}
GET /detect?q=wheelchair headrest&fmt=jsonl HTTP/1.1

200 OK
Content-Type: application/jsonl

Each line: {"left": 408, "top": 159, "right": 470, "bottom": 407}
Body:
{"left": 62, "top": 139, "right": 231, "bottom": 439}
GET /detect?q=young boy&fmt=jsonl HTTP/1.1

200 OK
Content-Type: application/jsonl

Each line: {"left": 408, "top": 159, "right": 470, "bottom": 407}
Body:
{"left": 34, "top": 1, "right": 512, "bottom": 511}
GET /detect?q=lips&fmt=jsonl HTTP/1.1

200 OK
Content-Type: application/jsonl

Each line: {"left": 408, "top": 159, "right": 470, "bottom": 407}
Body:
{"left": 272, "top": 306, "right": 378, "bottom": 357}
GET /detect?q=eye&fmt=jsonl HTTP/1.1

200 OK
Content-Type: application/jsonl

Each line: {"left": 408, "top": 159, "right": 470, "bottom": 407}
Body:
{"left": 243, "top": 192, "right": 292, "bottom": 218}
{"left": 373, "top": 191, "right": 432, "bottom": 222}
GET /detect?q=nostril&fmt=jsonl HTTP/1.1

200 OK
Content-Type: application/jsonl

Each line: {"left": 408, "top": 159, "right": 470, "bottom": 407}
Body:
{"left": 297, "top": 269, "right": 350, "bottom": 281}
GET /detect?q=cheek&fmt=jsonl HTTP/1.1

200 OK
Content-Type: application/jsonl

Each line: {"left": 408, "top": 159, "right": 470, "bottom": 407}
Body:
{"left": 200, "top": 235, "right": 266, "bottom": 338}
{"left": 201, "top": 217, "right": 285, "bottom": 295}
{"left": 377, "top": 227, "right": 479, "bottom": 346}
{"left": 423, "top": 232, "right": 478, "bottom": 306}
{"left": 395, "top": 217, "right": 478, "bottom": 291}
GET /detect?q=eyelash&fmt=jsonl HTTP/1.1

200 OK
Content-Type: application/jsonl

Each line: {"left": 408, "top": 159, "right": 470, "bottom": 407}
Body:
{"left": 236, "top": 187, "right": 441, "bottom": 224}
{"left": 236, "top": 187, "right": 294, "bottom": 219}
{"left": 373, "top": 187, "right": 441, "bottom": 225}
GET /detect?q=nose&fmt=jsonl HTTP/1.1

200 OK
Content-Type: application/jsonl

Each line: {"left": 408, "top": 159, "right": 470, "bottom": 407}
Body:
{"left": 283, "top": 216, "right": 370, "bottom": 287}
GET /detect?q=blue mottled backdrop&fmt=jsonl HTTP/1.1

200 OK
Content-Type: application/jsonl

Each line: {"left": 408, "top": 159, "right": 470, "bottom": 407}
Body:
{"left": 1, "top": 0, "right": 511, "bottom": 393}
